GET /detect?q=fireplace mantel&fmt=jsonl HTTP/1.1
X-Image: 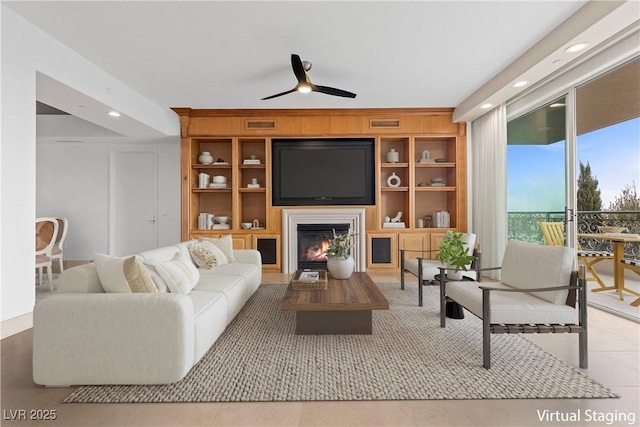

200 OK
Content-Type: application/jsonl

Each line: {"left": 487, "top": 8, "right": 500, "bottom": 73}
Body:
{"left": 282, "top": 208, "right": 366, "bottom": 274}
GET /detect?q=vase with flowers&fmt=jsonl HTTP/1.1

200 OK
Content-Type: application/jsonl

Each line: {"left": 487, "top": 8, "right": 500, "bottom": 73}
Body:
{"left": 324, "top": 228, "right": 357, "bottom": 279}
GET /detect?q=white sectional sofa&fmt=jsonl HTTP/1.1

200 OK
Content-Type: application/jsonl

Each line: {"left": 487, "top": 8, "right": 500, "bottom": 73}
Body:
{"left": 32, "top": 238, "right": 262, "bottom": 386}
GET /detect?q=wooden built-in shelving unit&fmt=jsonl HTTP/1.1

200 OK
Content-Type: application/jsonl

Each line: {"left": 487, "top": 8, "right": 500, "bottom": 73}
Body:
{"left": 173, "top": 108, "right": 467, "bottom": 272}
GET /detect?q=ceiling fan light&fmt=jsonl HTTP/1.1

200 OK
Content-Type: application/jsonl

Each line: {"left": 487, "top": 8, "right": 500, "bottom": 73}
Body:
{"left": 297, "top": 84, "right": 312, "bottom": 94}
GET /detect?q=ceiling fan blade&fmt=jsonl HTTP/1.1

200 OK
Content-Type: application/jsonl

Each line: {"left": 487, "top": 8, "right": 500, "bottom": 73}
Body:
{"left": 312, "top": 84, "right": 357, "bottom": 98}
{"left": 261, "top": 88, "right": 297, "bottom": 100}
{"left": 291, "top": 54, "right": 307, "bottom": 84}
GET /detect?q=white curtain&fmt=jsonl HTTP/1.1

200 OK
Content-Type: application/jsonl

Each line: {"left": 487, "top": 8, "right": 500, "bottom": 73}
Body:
{"left": 470, "top": 104, "right": 507, "bottom": 278}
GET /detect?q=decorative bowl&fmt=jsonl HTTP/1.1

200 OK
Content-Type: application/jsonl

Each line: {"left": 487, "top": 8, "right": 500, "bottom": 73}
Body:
{"left": 598, "top": 226, "right": 627, "bottom": 233}
{"left": 212, "top": 175, "right": 227, "bottom": 183}
{"left": 216, "top": 216, "right": 229, "bottom": 224}
{"left": 241, "top": 222, "right": 252, "bottom": 229}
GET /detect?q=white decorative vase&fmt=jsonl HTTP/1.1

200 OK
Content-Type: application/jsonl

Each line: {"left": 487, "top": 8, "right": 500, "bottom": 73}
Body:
{"left": 386, "top": 148, "right": 399, "bottom": 163}
{"left": 327, "top": 255, "right": 355, "bottom": 279}
{"left": 199, "top": 151, "right": 214, "bottom": 165}
{"left": 447, "top": 265, "right": 463, "bottom": 281}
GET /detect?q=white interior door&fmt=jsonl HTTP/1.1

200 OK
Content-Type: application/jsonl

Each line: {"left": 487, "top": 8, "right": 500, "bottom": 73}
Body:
{"left": 110, "top": 149, "right": 158, "bottom": 255}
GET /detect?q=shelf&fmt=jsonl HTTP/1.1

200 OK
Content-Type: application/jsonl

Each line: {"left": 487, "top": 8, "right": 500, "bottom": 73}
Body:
{"left": 239, "top": 164, "right": 266, "bottom": 169}
{"left": 192, "top": 164, "right": 232, "bottom": 169}
{"left": 414, "top": 163, "right": 455, "bottom": 168}
{"left": 415, "top": 186, "right": 456, "bottom": 191}
{"left": 381, "top": 162, "right": 409, "bottom": 168}
{"left": 239, "top": 188, "right": 266, "bottom": 193}
{"left": 192, "top": 188, "right": 232, "bottom": 192}
{"left": 381, "top": 187, "right": 409, "bottom": 192}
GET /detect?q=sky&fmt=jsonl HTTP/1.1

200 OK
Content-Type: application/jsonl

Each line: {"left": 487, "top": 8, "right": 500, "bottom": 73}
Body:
{"left": 507, "top": 117, "right": 640, "bottom": 212}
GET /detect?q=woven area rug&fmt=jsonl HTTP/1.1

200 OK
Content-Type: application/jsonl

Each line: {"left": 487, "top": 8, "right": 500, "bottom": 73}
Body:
{"left": 64, "top": 282, "right": 618, "bottom": 403}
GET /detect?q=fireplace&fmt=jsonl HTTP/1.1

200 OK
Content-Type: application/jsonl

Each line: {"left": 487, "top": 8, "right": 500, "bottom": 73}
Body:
{"left": 297, "top": 223, "right": 349, "bottom": 270}
{"left": 282, "top": 208, "right": 366, "bottom": 273}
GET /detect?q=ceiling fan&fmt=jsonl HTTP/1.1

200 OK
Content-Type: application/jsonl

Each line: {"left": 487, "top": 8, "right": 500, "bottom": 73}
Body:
{"left": 261, "top": 54, "right": 357, "bottom": 100}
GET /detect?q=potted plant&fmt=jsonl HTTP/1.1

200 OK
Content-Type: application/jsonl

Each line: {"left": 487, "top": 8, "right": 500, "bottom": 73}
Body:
{"left": 436, "top": 230, "right": 475, "bottom": 280}
{"left": 324, "top": 228, "right": 357, "bottom": 279}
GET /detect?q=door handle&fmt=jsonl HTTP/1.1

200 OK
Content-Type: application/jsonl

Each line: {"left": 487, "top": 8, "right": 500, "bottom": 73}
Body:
{"left": 149, "top": 216, "right": 156, "bottom": 224}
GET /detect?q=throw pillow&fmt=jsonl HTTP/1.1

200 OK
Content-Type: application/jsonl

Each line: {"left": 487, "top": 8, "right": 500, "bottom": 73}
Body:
{"left": 187, "top": 240, "right": 229, "bottom": 269}
{"left": 154, "top": 252, "right": 200, "bottom": 294}
{"left": 94, "top": 253, "right": 158, "bottom": 293}
{"left": 143, "top": 262, "right": 170, "bottom": 293}
{"left": 200, "top": 235, "right": 236, "bottom": 263}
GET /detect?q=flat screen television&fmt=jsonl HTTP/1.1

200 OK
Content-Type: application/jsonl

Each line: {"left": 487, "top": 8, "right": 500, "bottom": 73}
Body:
{"left": 272, "top": 138, "right": 375, "bottom": 206}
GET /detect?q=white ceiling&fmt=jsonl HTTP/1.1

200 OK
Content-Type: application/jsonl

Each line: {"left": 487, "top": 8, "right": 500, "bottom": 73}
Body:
{"left": 4, "top": 1, "right": 639, "bottom": 138}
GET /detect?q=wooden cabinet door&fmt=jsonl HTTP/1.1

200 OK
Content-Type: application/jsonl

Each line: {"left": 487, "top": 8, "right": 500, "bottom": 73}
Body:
{"left": 430, "top": 232, "right": 447, "bottom": 259}
{"left": 367, "top": 233, "right": 397, "bottom": 270}
{"left": 399, "top": 233, "right": 427, "bottom": 260}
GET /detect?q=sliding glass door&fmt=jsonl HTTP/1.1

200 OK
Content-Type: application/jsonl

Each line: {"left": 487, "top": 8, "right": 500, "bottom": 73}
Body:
{"left": 506, "top": 96, "right": 573, "bottom": 246}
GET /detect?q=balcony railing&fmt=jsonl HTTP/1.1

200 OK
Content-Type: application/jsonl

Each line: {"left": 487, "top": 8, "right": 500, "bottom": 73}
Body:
{"left": 507, "top": 210, "right": 640, "bottom": 259}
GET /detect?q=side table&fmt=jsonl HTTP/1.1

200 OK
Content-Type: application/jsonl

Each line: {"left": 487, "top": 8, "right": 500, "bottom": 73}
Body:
{"left": 434, "top": 274, "right": 472, "bottom": 319}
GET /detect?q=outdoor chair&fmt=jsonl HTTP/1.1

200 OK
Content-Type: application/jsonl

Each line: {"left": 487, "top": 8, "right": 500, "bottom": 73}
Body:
{"left": 540, "top": 221, "right": 613, "bottom": 289}
{"left": 400, "top": 233, "right": 479, "bottom": 306}
{"left": 620, "top": 258, "right": 640, "bottom": 307}
{"left": 439, "top": 240, "right": 588, "bottom": 369}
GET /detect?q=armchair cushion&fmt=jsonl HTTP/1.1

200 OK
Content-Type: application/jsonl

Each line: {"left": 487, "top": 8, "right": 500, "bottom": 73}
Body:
{"left": 501, "top": 240, "right": 575, "bottom": 305}
{"left": 446, "top": 281, "right": 579, "bottom": 324}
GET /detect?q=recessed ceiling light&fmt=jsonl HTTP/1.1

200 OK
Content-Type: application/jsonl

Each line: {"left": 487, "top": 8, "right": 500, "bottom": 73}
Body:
{"left": 108, "top": 111, "right": 121, "bottom": 117}
{"left": 565, "top": 42, "right": 589, "bottom": 53}
{"left": 480, "top": 103, "right": 493, "bottom": 109}
{"left": 512, "top": 80, "right": 529, "bottom": 88}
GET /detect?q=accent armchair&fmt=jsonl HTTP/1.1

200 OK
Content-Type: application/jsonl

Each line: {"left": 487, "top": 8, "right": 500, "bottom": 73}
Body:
{"left": 400, "top": 233, "right": 478, "bottom": 306}
{"left": 439, "top": 240, "right": 588, "bottom": 369}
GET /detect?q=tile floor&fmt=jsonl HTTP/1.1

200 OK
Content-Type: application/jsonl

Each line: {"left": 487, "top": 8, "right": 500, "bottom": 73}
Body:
{"left": 2, "top": 271, "right": 638, "bottom": 427}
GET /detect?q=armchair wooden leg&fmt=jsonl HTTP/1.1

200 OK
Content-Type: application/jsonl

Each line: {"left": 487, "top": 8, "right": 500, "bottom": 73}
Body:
{"left": 47, "top": 266, "right": 54, "bottom": 292}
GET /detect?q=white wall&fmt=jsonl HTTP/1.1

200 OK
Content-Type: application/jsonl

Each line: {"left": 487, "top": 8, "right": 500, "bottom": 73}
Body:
{"left": 36, "top": 139, "right": 180, "bottom": 260}
{"left": 1, "top": 32, "right": 38, "bottom": 322}
{"left": 1, "top": 6, "right": 179, "bottom": 326}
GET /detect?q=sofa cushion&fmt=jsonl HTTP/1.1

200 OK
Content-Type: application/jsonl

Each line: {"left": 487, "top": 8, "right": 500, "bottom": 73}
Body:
{"left": 187, "top": 290, "right": 228, "bottom": 363}
{"left": 187, "top": 240, "right": 229, "bottom": 269}
{"left": 194, "top": 273, "right": 247, "bottom": 323}
{"left": 202, "top": 262, "right": 262, "bottom": 297}
{"left": 154, "top": 252, "right": 200, "bottom": 294}
{"left": 446, "top": 281, "right": 579, "bottom": 325}
{"left": 500, "top": 240, "right": 575, "bottom": 305}
{"left": 200, "top": 235, "right": 237, "bottom": 263}
{"left": 94, "top": 254, "right": 157, "bottom": 293}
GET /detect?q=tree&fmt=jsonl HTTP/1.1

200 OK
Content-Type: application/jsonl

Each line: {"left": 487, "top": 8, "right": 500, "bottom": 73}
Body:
{"left": 608, "top": 182, "right": 640, "bottom": 211}
{"left": 577, "top": 161, "right": 602, "bottom": 211}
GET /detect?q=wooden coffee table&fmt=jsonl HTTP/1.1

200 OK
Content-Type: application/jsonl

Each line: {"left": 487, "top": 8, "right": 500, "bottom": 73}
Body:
{"left": 280, "top": 272, "right": 389, "bottom": 334}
